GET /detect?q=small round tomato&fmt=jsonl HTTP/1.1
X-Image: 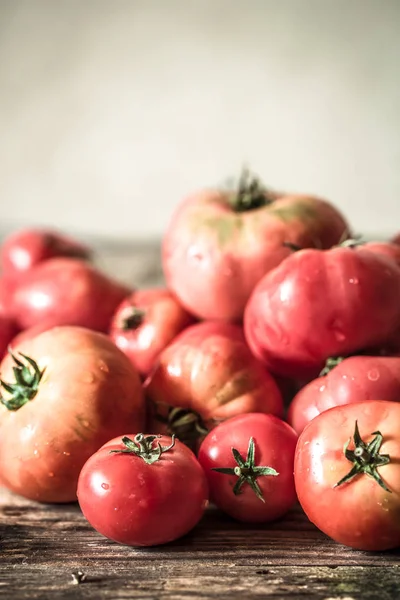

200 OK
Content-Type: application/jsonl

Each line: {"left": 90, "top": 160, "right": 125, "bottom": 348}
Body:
{"left": 110, "top": 288, "right": 195, "bottom": 377}
{"left": 163, "top": 170, "right": 349, "bottom": 322}
{"left": 144, "top": 322, "right": 283, "bottom": 447}
{"left": 244, "top": 245, "right": 400, "bottom": 378}
{"left": 12, "top": 257, "right": 130, "bottom": 332}
{"left": 198, "top": 413, "right": 297, "bottom": 522}
{"left": 288, "top": 355, "right": 400, "bottom": 434}
{"left": 295, "top": 400, "right": 400, "bottom": 551}
{"left": 0, "top": 326, "right": 144, "bottom": 503}
{"left": 77, "top": 433, "right": 208, "bottom": 546}
{"left": 1, "top": 228, "right": 91, "bottom": 283}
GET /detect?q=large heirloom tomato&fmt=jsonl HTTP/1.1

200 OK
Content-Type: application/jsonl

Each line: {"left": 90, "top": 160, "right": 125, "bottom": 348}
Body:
{"left": 12, "top": 257, "right": 130, "bottom": 332}
{"left": 110, "top": 288, "right": 194, "bottom": 377}
{"left": 77, "top": 433, "right": 208, "bottom": 546}
{"left": 362, "top": 241, "right": 400, "bottom": 267}
{"left": 288, "top": 355, "right": 400, "bottom": 434}
{"left": 295, "top": 401, "right": 400, "bottom": 551}
{"left": 1, "top": 228, "right": 91, "bottom": 283}
{"left": 163, "top": 171, "right": 349, "bottom": 322}
{"left": 198, "top": 413, "right": 297, "bottom": 522}
{"left": 144, "top": 321, "right": 283, "bottom": 446}
{"left": 0, "top": 326, "right": 144, "bottom": 502}
{"left": 244, "top": 246, "right": 400, "bottom": 379}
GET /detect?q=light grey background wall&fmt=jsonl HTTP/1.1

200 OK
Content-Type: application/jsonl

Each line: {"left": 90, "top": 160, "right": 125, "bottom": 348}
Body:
{"left": 0, "top": 0, "right": 399, "bottom": 241}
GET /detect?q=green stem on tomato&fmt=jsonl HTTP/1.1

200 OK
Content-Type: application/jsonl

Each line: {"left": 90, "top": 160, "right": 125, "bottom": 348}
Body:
{"left": 0, "top": 350, "right": 45, "bottom": 411}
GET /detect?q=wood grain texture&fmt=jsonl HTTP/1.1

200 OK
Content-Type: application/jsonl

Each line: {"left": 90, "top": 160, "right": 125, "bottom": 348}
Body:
{"left": 1, "top": 244, "right": 400, "bottom": 600}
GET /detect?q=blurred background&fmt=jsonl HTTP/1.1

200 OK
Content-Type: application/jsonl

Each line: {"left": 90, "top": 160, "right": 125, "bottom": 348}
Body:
{"left": 0, "top": 0, "right": 399, "bottom": 242}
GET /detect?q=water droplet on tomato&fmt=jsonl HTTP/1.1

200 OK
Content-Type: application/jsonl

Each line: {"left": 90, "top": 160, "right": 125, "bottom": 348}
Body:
{"left": 101, "top": 483, "right": 109, "bottom": 490}
{"left": 349, "top": 278, "right": 359, "bottom": 284}
{"left": 98, "top": 360, "right": 109, "bottom": 373}
{"left": 63, "top": 451, "right": 71, "bottom": 456}
{"left": 33, "top": 449, "right": 40, "bottom": 458}
{"left": 48, "top": 472, "right": 54, "bottom": 478}
{"left": 319, "top": 385, "right": 326, "bottom": 393}
{"left": 367, "top": 369, "right": 380, "bottom": 382}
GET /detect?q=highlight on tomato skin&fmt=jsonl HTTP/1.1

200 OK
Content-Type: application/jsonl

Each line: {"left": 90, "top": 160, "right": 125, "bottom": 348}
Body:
{"left": 294, "top": 400, "right": 400, "bottom": 551}
{"left": 198, "top": 412, "right": 298, "bottom": 523}
{"left": 77, "top": 433, "right": 209, "bottom": 547}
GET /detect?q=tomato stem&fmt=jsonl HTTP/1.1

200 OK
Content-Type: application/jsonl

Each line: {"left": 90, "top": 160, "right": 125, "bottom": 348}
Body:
{"left": 319, "top": 356, "right": 345, "bottom": 376}
{"left": 0, "top": 350, "right": 45, "bottom": 411}
{"left": 334, "top": 421, "right": 391, "bottom": 492}
{"left": 110, "top": 433, "right": 175, "bottom": 465}
{"left": 230, "top": 168, "right": 272, "bottom": 213}
{"left": 118, "top": 306, "right": 146, "bottom": 330}
{"left": 212, "top": 437, "right": 279, "bottom": 502}
{"left": 151, "top": 402, "right": 209, "bottom": 447}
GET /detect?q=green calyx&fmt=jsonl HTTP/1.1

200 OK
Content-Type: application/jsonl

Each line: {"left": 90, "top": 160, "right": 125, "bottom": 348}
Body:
{"left": 119, "top": 306, "right": 146, "bottom": 330}
{"left": 110, "top": 433, "right": 175, "bottom": 465}
{"left": 230, "top": 168, "right": 271, "bottom": 213}
{"left": 212, "top": 437, "right": 279, "bottom": 502}
{"left": 0, "top": 350, "right": 45, "bottom": 411}
{"left": 319, "top": 356, "right": 345, "bottom": 376}
{"left": 334, "top": 421, "right": 391, "bottom": 492}
{"left": 152, "top": 403, "right": 209, "bottom": 447}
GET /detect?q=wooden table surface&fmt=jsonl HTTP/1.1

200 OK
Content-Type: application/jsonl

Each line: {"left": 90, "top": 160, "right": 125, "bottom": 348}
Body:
{"left": 1, "top": 242, "right": 399, "bottom": 600}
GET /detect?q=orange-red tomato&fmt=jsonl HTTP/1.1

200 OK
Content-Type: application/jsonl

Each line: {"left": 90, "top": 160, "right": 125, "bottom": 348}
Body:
{"left": 295, "top": 401, "right": 400, "bottom": 551}
{"left": 144, "top": 321, "right": 283, "bottom": 447}
{"left": 0, "top": 326, "right": 144, "bottom": 503}
{"left": 110, "top": 288, "right": 195, "bottom": 377}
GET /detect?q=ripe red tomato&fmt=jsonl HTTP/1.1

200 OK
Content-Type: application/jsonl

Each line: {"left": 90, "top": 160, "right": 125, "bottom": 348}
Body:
{"left": 244, "top": 246, "right": 400, "bottom": 379}
{"left": 0, "top": 326, "right": 144, "bottom": 502}
{"left": 0, "top": 281, "right": 18, "bottom": 357}
{"left": 8, "top": 321, "right": 60, "bottom": 355}
{"left": 1, "top": 228, "right": 91, "bottom": 283}
{"left": 163, "top": 171, "right": 349, "bottom": 322}
{"left": 295, "top": 401, "right": 400, "bottom": 551}
{"left": 77, "top": 433, "right": 208, "bottom": 546}
{"left": 144, "top": 322, "right": 283, "bottom": 447}
{"left": 12, "top": 257, "right": 130, "bottom": 332}
{"left": 110, "top": 288, "right": 195, "bottom": 377}
{"left": 198, "top": 413, "right": 297, "bottom": 522}
{"left": 288, "top": 355, "right": 400, "bottom": 434}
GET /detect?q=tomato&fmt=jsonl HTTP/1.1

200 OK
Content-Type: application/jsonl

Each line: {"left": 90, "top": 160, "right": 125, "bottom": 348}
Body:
{"left": 77, "top": 433, "right": 208, "bottom": 546}
{"left": 244, "top": 246, "right": 400, "bottom": 379}
{"left": 8, "top": 321, "right": 60, "bottom": 354}
{"left": 1, "top": 228, "right": 91, "bottom": 283}
{"left": 110, "top": 288, "right": 195, "bottom": 377}
{"left": 295, "top": 401, "right": 400, "bottom": 551}
{"left": 163, "top": 170, "right": 349, "bottom": 322}
{"left": 362, "top": 241, "right": 400, "bottom": 267}
{"left": 12, "top": 257, "right": 130, "bottom": 332}
{"left": 391, "top": 233, "right": 400, "bottom": 245}
{"left": 144, "top": 321, "right": 283, "bottom": 447}
{"left": 198, "top": 413, "right": 297, "bottom": 522}
{"left": 0, "top": 326, "right": 144, "bottom": 502}
{"left": 288, "top": 355, "right": 400, "bottom": 434}
{"left": 0, "top": 280, "right": 18, "bottom": 358}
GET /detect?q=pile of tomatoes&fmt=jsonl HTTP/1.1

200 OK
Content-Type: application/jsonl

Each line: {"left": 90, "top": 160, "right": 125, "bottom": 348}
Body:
{"left": 1, "top": 171, "right": 400, "bottom": 552}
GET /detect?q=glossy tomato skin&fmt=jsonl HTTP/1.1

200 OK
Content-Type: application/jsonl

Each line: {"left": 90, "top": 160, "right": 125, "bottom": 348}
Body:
{"left": 244, "top": 247, "right": 400, "bottom": 379}
{"left": 1, "top": 228, "right": 91, "bottom": 283}
{"left": 144, "top": 322, "right": 284, "bottom": 440}
{"left": 198, "top": 413, "right": 297, "bottom": 522}
{"left": 77, "top": 434, "right": 208, "bottom": 546}
{"left": 0, "top": 281, "right": 19, "bottom": 357}
{"left": 110, "top": 288, "right": 195, "bottom": 377}
{"left": 0, "top": 326, "right": 144, "bottom": 503}
{"left": 163, "top": 188, "right": 349, "bottom": 322}
{"left": 288, "top": 355, "right": 400, "bottom": 434}
{"left": 295, "top": 401, "right": 400, "bottom": 551}
{"left": 12, "top": 257, "right": 130, "bottom": 332}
